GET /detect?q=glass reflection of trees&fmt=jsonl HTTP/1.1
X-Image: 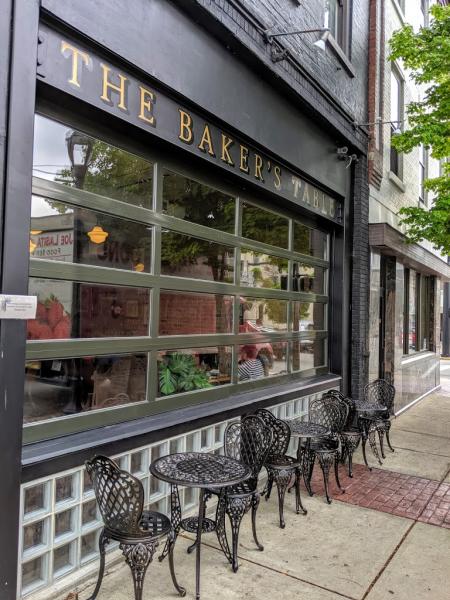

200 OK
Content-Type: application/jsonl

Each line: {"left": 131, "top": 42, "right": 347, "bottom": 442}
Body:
{"left": 242, "top": 202, "right": 289, "bottom": 248}
{"left": 163, "top": 171, "right": 235, "bottom": 232}
{"left": 240, "top": 249, "right": 288, "bottom": 290}
{"left": 34, "top": 116, "right": 151, "bottom": 206}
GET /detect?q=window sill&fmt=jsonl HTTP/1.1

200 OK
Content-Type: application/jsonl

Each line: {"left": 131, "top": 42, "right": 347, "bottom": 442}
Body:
{"left": 21, "top": 372, "right": 341, "bottom": 481}
{"left": 326, "top": 35, "right": 356, "bottom": 78}
{"left": 401, "top": 351, "right": 436, "bottom": 366}
{"left": 388, "top": 170, "right": 405, "bottom": 192}
{"left": 391, "top": 0, "right": 406, "bottom": 24}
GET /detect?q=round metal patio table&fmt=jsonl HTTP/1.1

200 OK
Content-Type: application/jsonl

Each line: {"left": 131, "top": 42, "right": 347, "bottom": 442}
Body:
{"left": 356, "top": 403, "right": 388, "bottom": 469}
{"left": 288, "top": 420, "right": 329, "bottom": 496}
{"left": 150, "top": 452, "right": 251, "bottom": 600}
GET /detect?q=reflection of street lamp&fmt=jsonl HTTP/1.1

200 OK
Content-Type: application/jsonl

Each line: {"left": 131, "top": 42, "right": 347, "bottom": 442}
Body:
{"left": 65, "top": 130, "right": 93, "bottom": 189}
{"left": 64, "top": 130, "right": 94, "bottom": 415}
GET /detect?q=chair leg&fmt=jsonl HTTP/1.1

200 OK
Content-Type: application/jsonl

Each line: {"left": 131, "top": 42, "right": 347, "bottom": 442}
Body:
{"left": 226, "top": 496, "right": 249, "bottom": 573}
{"left": 303, "top": 449, "right": 316, "bottom": 497}
{"left": 121, "top": 540, "right": 158, "bottom": 600}
{"left": 368, "top": 424, "right": 383, "bottom": 466}
{"left": 168, "top": 530, "right": 186, "bottom": 597}
{"left": 251, "top": 492, "right": 264, "bottom": 550}
{"left": 317, "top": 453, "right": 334, "bottom": 504}
{"left": 216, "top": 492, "right": 232, "bottom": 565}
{"left": 274, "top": 471, "right": 290, "bottom": 529}
{"left": 348, "top": 450, "right": 353, "bottom": 478}
{"left": 386, "top": 427, "right": 395, "bottom": 452}
{"left": 295, "top": 468, "right": 307, "bottom": 515}
{"left": 377, "top": 427, "right": 386, "bottom": 459}
{"left": 361, "top": 435, "right": 371, "bottom": 470}
{"left": 339, "top": 438, "right": 348, "bottom": 465}
{"left": 346, "top": 434, "right": 361, "bottom": 478}
{"left": 265, "top": 474, "right": 274, "bottom": 501}
{"left": 86, "top": 530, "right": 109, "bottom": 600}
{"left": 334, "top": 455, "right": 344, "bottom": 493}
{"left": 159, "top": 484, "right": 182, "bottom": 562}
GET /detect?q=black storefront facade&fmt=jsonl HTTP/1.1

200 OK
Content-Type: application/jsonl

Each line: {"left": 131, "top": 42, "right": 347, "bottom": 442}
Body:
{"left": 0, "top": 1, "right": 369, "bottom": 597}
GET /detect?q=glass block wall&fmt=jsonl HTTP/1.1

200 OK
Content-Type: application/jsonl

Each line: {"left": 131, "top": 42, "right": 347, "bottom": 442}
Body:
{"left": 19, "top": 390, "right": 331, "bottom": 598}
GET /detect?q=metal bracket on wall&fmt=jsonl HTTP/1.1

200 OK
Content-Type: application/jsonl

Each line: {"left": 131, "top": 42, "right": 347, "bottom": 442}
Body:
{"left": 262, "top": 28, "right": 329, "bottom": 64}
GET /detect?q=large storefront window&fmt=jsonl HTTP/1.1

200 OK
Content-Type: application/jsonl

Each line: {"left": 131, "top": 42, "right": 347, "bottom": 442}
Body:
{"left": 25, "top": 113, "right": 331, "bottom": 440}
{"left": 403, "top": 269, "right": 434, "bottom": 355}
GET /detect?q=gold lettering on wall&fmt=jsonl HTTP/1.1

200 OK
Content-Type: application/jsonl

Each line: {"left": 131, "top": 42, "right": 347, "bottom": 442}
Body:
{"left": 313, "top": 189, "right": 320, "bottom": 208}
{"left": 198, "top": 124, "right": 215, "bottom": 156}
{"left": 221, "top": 134, "right": 235, "bottom": 166}
{"left": 329, "top": 198, "right": 335, "bottom": 217}
{"left": 178, "top": 110, "right": 194, "bottom": 144}
{"left": 254, "top": 154, "right": 264, "bottom": 181}
{"left": 292, "top": 176, "right": 301, "bottom": 198}
{"left": 100, "top": 64, "right": 128, "bottom": 110}
{"left": 273, "top": 165, "right": 282, "bottom": 190}
{"left": 60, "top": 41, "right": 91, "bottom": 88}
{"left": 51, "top": 34, "right": 343, "bottom": 223}
{"left": 302, "top": 184, "right": 311, "bottom": 205}
{"left": 239, "top": 145, "right": 249, "bottom": 173}
{"left": 138, "top": 86, "right": 156, "bottom": 126}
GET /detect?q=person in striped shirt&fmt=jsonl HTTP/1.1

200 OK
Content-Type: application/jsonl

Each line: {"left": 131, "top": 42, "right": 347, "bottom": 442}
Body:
{"left": 238, "top": 345, "right": 265, "bottom": 381}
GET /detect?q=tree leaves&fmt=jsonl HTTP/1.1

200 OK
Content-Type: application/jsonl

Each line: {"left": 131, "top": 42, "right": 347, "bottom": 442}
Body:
{"left": 389, "top": 5, "right": 450, "bottom": 254}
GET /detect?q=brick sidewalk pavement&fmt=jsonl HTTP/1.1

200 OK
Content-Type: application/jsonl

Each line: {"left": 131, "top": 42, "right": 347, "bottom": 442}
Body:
{"left": 307, "top": 461, "right": 450, "bottom": 528}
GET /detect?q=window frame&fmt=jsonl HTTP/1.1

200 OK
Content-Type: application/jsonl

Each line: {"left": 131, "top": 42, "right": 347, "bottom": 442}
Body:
{"left": 325, "top": 0, "right": 351, "bottom": 55}
{"left": 25, "top": 110, "right": 334, "bottom": 443}
{"left": 403, "top": 268, "right": 434, "bottom": 356}
{"left": 390, "top": 65, "right": 404, "bottom": 179}
{"left": 419, "top": 144, "right": 428, "bottom": 205}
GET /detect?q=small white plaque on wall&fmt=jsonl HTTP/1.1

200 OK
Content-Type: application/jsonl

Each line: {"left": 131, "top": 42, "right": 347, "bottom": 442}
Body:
{"left": 0, "top": 294, "right": 37, "bottom": 319}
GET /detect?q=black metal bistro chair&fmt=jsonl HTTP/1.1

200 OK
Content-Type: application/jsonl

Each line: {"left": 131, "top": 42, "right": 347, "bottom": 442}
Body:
{"left": 302, "top": 393, "right": 348, "bottom": 504}
{"left": 205, "top": 415, "right": 272, "bottom": 573}
{"left": 85, "top": 455, "right": 185, "bottom": 600}
{"left": 364, "top": 379, "right": 396, "bottom": 458}
{"left": 328, "top": 390, "right": 362, "bottom": 478}
{"left": 255, "top": 408, "right": 307, "bottom": 528}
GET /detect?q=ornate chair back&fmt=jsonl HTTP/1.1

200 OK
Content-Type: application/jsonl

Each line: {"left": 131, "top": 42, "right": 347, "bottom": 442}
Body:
{"left": 224, "top": 415, "right": 272, "bottom": 482}
{"left": 85, "top": 455, "right": 144, "bottom": 537}
{"left": 254, "top": 408, "right": 291, "bottom": 461}
{"left": 327, "top": 389, "right": 344, "bottom": 401}
{"left": 364, "top": 379, "right": 396, "bottom": 416}
{"left": 309, "top": 393, "right": 348, "bottom": 436}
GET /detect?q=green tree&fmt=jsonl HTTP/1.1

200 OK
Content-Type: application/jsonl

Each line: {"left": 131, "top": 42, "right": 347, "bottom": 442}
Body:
{"left": 389, "top": 4, "right": 450, "bottom": 254}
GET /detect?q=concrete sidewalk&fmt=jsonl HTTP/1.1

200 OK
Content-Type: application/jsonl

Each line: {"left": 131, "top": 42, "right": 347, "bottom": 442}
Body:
{"left": 71, "top": 390, "right": 450, "bottom": 600}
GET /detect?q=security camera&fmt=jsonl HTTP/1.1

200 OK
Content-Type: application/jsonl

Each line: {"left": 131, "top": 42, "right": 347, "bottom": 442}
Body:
{"left": 336, "top": 146, "right": 349, "bottom": 157}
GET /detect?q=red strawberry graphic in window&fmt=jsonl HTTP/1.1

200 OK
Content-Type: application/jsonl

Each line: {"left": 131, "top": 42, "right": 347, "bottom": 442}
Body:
{"left": 47, "top": 295, "right": 64, "bottom": 329}
{"left": 35, "top": 321, "right": 53, "bottom": 340}
{"left": 36, "top": 301, "right": 47, "bottom": 321}
{"left": 52, "top": 314, "right": 71, "bottom": 339}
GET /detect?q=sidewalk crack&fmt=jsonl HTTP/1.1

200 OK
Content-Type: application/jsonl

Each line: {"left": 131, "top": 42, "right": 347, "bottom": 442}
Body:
{"left": 361, "top": 463, "right": 450, "bottom": 598}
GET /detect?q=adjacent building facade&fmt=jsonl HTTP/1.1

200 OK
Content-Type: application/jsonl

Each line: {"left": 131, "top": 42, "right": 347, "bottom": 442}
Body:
{"left": 366, "top": 0, "right": 450, "bottom": 411}
{"left": 0, "top": 1, "right": 371, "bottom": 598}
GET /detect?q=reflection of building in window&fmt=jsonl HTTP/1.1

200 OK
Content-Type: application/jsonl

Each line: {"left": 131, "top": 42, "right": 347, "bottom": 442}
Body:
{"left": 28, "top": 112, "right": 331, "bottom": 432}
{"left": 159, "top": 291, "right": 233, "bottom": 335}
{"left": 24, "top": 354, "right": 147, "bottom": 423}
{"left": 240, "top": 249, "right": 287, "bottom": 289}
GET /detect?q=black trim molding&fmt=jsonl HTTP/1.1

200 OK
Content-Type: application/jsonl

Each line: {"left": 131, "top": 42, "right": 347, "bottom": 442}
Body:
{"left": 22, "top": 374, "right": 341, "bottom": 481}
